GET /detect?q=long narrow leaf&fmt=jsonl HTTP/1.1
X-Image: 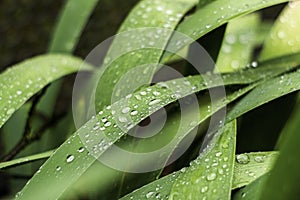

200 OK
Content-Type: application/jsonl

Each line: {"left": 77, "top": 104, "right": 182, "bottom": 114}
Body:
{"left": 162, "top": 0, "right": 288, "bottom": 61}
{"left": 0, "top": 54, "right": 92, "bottom": 128}
{"left": 95, "top": 0, "right": 197, "bottom": 111}
{"left": 15, "top": 54, "right": 300, "bottom": 199}
{"left": 169, "top": 120, "right": 236, "bottom": 200}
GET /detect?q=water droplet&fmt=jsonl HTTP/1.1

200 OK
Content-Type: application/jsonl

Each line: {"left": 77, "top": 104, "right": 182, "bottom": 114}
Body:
{"left": 6, "top": 108, "right": 15, "bottom": 115}
{"left": 130, "top": 110, "right": 138, "bottom": 116}
{"left": 56, "top": 166, "right": 61, "bottom": 171}
{"left": 134, "top": 94, "right": 142, "bottom": 100}
{"left": 93, "top": 124, "right": 100, "bottom": 130}
{"left": 205, "top": 24, "right": 212, "bottom": 29}
{"left": 231, "top": 60, "right": 240, "bottom": 69}
{"left": 248, "top": 172, "right": 255, "bottom": 177}
{"left": 218, "top": 168, "right": 224, "bottom": 175}
{"left": 215, "top": 152, "right": 222, "bottom": 157}
{"left": 146, "top": 191, "right": 155, "bottom": 198}
{"left": 226, "top": 34, "right": 236, "bottom": 44}
{"left": 104, "top": 121, "right": 112, "bottom": 127}
{"left": 16, "top": 90, "right": 22, "bottom": 95}
{"left": 140, "top": 91, "right": 147, "bottom": 96}
{"left": 122, "top": 107, "right": 130, "bottom": 114}
{"left": 153, "top": 91, "right": 161, "bottom": 96}
{"left": 78, "top": 147, "right": 85, "bottom": 153}
{"left": 201, "top": 186, "right": 208, "bottom": 193}
{"left": 206, "top": 173, "right": 217, "bottom": 181}
{"left": 156, "top": 6, "right": 163, "bottom": 11}
{"left": 222, "top": 143, "right": 229, "bottom": 149}
{"left": 236, "top": 154, "right": 250, "bottom": 164}
{"left": 118, "top": 116, "right": 128, "bottom": 123}
{"left": 277, "top": 31, "right": 285, "bottom": 39}
{"left": 180, "top": 167, "right": 187, "bottom": 173}
{"left": 149, "top": 99, "right": 161, "bottom": 106}
{"left": 166, "top": 10, "right": 173, "bottom": 15}
{"left": 241, "top": 192, "right": 247, "bottom": 198}
{"left": 250, "top": 61, "right": 258, "bottom": 68}
{"left": 254, "top": 156, "right": 264, "bottom": 163}
{"left": 66, "top": 155, "right": 75, "bottom": 163}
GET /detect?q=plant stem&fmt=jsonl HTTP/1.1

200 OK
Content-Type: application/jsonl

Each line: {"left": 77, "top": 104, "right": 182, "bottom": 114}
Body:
{"left": 0, "top": 149, "right": 54, "bottom": 170}
{"left": 0, "top": 112, "right": 64, "bottom": 162}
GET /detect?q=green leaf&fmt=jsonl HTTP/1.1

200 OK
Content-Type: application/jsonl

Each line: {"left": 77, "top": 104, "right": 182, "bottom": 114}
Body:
{"left": 233, "top": 173, "right": 269, "bottom": 200}
{"left": 48, "top": 0, "right": 99, "bottom": 53}
{"left": 95, "top": 0, "right": 197, "bottom": 111}
{"left": 162, "top": 0, "right": 288, "bottom": 61}
{"left": 0, "top": 150, "right": 54, "bottom": 170}
{"left": 169, "top": 120, "right": 236, "bottom": 200}
{"left": 120, "top": 150, "right": 277, "bottom": 199}
{"left": 16, "top": 54, "right": 298, "bottom": 199}
{"left": 227, "top": 53, "right": 300, "bottom": 122}
{"left": 121, "top": 171, "right": 181, "bottom": 200}
{"left": 260, "top": 2, "right": 300, "bottom": 60}
{"left": 258, "top": 95, "right": 300, "bottom": 199}
{"left": 0, "top": 54, "right": 92, "bottom": 128}
{"left": 198, "top": 0, "right": 217, "bottom": 7}
{"left": 233, "top": 151, "right": 278, "bottom": 189}
{"left": 38, "top": 0, "right": 100, "bottom": 118}
{"left": 216, "top": 14, "right": 260, "bottom": 73}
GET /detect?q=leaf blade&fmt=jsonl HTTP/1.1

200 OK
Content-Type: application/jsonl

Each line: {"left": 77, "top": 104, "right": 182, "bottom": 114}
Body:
{"left": 0, "top": 54, "right": 92, "bottom": 128}
{"left": 169, "top": 120, "right": 237, "bottom": 200}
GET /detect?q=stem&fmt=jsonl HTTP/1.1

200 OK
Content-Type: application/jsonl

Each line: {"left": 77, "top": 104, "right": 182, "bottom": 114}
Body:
{"left": 1, "top": 112, "right": 64, "bottom": 162}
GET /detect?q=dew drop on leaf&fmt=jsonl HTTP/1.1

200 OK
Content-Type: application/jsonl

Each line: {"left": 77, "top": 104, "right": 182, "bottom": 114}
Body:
{"left": 78, "top": 147, "right": 85, "bottom": 153}
{"left": 215, "top": 152, "right": 222, "bottom": 157}
{"left": 122, "top": 107, "right": 130, "bottom": 114}
{"left": 104, "top": 121, "right": 112, "bottom": 127}
{"left": 236, "top": 154, "right": 250, "bottom": 164}
{"left": 146, "top": 191, "right": 155, "bottom": 198}
{"left": 206, "top": 173, "right": 217, "bottom": 181}
{"left": 254, "top": 156, "right": 264, "bottom": 163}
{"left": 6, "top": 108, "right": 15, "bottom": 115}
{"left": 201, "top": 186, "right": 209, "bottom": 193}
{"left": 66, "top": 155, "right": 75, "bottom": 163}
{"left": 130, "top": 110, "right": 138, "bottom": 116}
{"left": 149, "top": 99, "right": 161, "bottom": 106}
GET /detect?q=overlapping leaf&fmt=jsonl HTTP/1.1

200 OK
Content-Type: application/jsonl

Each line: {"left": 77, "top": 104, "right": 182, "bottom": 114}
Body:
{"left": 0, "top": 54, "right": 92, "bottom": 128}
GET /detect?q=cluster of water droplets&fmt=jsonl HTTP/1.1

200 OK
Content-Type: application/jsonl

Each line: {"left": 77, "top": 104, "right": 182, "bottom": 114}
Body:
{"left": 0, "top": 55, "right": 79, "bottom": 127}
{"left": 167, "top": 123, "right": 235, "bottom": 199}
{"left": 235, "top": 153, "right": 270, "bottom": 180}
{"left": 122, "top": 0, "right": 189, "bottom": 31}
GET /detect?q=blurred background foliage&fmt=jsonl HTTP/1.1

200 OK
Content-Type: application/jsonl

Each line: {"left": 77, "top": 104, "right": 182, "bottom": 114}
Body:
{"left": 0, "top": 0, "right": 138, "bottom": 71}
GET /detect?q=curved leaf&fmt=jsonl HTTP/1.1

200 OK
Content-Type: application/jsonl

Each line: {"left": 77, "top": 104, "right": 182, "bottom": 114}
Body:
{"left": 15, "top": 54, "right": 299, "bottom": 199}
{"left": 0, "top": 150, "right": 54, "bottom": 170}
{"left": 95, "top": 0, "right": 197, "bottom": 111}
{"left": 162, "top": 0, "right": 288, "bottom": 61}
{"left": 233, "top": 151, "right": 278, "bottom": 189}
{"left": 260, "top": 1, "right": 300, "bottom": 60}
{"left": 48, "top": 0, "right": 99, "bottom": 53}
{"left": 258, "top": 96, "right": 300, "bottom": 199}
{"left": 0, "top": 54, "right": 92, "bottom": 128}
{"left": 233, "top": 174, "right": 269, "bottom": 200}
{"left": 121, "top": 151, "right": 278, "bottom": 199}
{"left": 227, "top": 57, "right": 300, "bottom": 122}
{"left": 169, "top": 120, "right": 236, "bottom": 200}
{"left": 216, "top": 14, "right": 260, "bottom": 72}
